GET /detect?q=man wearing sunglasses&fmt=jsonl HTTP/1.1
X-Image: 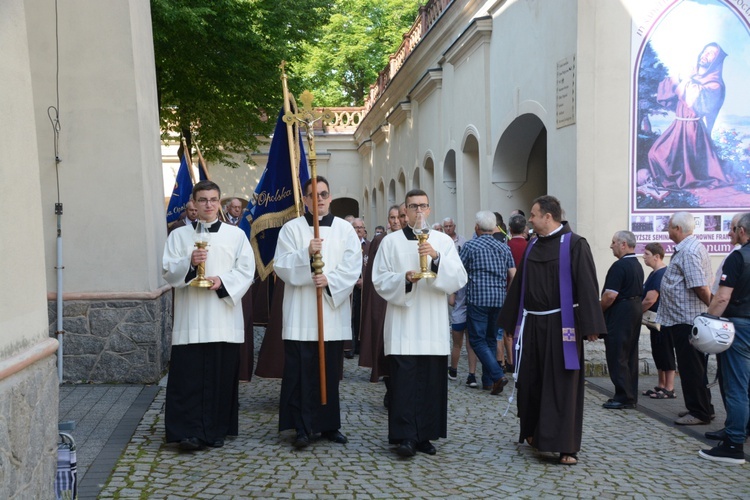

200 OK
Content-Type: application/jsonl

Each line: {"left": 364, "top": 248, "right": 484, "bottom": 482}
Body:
{"left": 274, "top": 176, "right": 361, "bottom": 450}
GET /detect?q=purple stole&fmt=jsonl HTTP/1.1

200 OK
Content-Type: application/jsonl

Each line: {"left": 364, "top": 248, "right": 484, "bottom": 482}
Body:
{"left": 513, "top": 232, "right": 580, "bottom": 371}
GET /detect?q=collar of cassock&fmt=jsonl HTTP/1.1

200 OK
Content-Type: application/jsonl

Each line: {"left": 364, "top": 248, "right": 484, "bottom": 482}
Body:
{"left": 192, "top": 219, "right": 222, "bottom": 233}
{"left": 402, "top": 226, "right": 417, "bottom": 241}
{"left": 304, "top": 212, "right": 334, "bottom": 227}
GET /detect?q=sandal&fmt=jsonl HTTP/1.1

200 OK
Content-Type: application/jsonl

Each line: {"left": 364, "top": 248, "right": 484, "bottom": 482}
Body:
{"left": 525, "top": 436, "right": 534, "bottom": 447}
{"left": 650, "top": 388, "right": 676, "bottom": 399}
{"left": 642, "top": 386, "right": 664, "bottom": 396}
{"left": 559, "top": 453, "right": 578, "bottom": 465}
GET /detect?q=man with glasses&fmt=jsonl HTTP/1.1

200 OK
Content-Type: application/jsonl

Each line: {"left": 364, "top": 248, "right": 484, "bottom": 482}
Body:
{"left": 163, "top": 180, "right": 256, "bottom": 451}
{"left": 372, "top": 189, "right": 467, "bottom": 457}
{"left": 226, "top": 198, "right": 243, "bottom": 225}
{"left": 274, "top": 176, "right": 361, "bottom": 449}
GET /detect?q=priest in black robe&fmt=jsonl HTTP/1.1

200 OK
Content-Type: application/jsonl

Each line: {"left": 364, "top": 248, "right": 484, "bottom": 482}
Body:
{"left": 498, "top": 195, "right": 606, "bottom": 465}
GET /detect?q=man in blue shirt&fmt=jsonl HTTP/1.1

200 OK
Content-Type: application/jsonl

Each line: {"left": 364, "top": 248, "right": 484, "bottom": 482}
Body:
{"left": 460, "top": 210, "right": 516, "bottom": 393}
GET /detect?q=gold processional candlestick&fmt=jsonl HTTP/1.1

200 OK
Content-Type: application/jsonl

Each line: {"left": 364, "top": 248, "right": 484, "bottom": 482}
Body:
{"left": 282, "top": 88, "right": 334, "bottom": 405}
{"left": 413, "top": 213, "right": 436, "bottom": 279}
{"left": 190, "top": 221, "right": 214, "bottom": 288}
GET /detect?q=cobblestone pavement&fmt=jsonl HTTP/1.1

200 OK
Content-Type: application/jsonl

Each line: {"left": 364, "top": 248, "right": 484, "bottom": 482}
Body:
{"left": 97, "top": 351, "right": 749, "bottom": 499}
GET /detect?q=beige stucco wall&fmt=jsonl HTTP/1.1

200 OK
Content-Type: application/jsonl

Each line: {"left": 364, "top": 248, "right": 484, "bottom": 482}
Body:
{"left": 28, "top": 0, "right": 165, "bottom": 295}
{"left": 1, "top": 1, "right": 59, "bottom": 497}
{"left": 1, "top": 0, "right": 52, "bottom": 361}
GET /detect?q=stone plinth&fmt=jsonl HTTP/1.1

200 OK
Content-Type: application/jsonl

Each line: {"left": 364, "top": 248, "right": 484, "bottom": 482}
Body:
{"left": 0, "top": 355, "right": 58, "bottom": 499}
{"left": 48, "top": 290, "right": 172, "bottom": 384}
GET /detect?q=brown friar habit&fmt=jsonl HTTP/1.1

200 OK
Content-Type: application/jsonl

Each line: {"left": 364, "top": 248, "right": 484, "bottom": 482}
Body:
{"left": 254, "top": 277, "right": 286, "bottom": 378}
{"left": 357, "top": 233, "right": 389, "bottom": 381}
{"left": 498, "top": 222, "right": 605, "bottom": 454}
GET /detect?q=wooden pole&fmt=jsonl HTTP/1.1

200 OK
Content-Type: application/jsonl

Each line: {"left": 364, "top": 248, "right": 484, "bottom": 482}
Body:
{"left": 283, "top": 85, "right": 333, "bottom": 406}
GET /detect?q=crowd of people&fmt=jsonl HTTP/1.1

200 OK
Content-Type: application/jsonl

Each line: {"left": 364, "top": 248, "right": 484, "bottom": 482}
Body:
{"left": 162, "top": 182, "right": 749, "bottom": 466}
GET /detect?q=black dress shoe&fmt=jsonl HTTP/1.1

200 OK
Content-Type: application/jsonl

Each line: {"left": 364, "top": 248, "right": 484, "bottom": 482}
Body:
{"left": 322, "top": 430, "right": 348, "bottom": 444}
{"left": 207, "top": 439, "right": 224, "bottom": 448}
{"left": 705, "top": 428, "right": 727, "bottom": 440}
{"left": 178, "top": 437, "right": 205, "bottom": 451}
{"left": 344, "top": 351, "right": 354, "bottom": 359}
{"left": 416, "top": 440, "right": 436, "bottom": 455}
{"left": 396, "top": 439, "right": 417, "bottom": 457}
{"left": 490, "top": 376, "right": 509, "bottom": 395}
{"left": 602, "top": 400, "right": 636, "bottom": 410}
{"left": 293, "top": 430, "right": 310, "bottom": 449}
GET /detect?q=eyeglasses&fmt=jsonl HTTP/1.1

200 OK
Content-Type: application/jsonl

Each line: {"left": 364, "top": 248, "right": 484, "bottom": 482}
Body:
{"left": 196, "top": 198, "right": 220, "bottom": 205}
{"left": 305, "top": 191, "right": 330, "bottom": 199}
{"left": 407, "top": 203, "right": 430, "bottom": 211}
{"left": 353, "top": 225, "right": 365, "bottom": 229}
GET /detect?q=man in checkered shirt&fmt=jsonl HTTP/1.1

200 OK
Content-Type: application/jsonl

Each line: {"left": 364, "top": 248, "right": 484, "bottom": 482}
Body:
{"left": 656, "top": 211, "right": 714, "bottom": 425}
{"left": 459, "top": 210, "right": 516, "bottom": 394}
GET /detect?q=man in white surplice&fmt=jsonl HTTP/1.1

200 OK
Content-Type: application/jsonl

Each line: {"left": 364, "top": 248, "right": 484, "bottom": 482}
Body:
{"left": 274, "top": 176, "right": 361, "bottom": 449}
{"left": 372, "top": 189, "right": 467, "bottom": 458}
{"left": 163, "top": 180, "right": 255, "bottom": 451}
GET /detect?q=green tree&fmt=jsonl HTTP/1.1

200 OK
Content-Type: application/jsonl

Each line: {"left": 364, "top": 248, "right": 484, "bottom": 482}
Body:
{"left": 151, "top": 0, "right": 330, "bottom": 165}
{"left": 297, "top": 0, "right": 422, "bottom": 107}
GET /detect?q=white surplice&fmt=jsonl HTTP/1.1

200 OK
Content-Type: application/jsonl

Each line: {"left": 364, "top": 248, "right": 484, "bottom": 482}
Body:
{"left": 273, "top": 215, "right": 361, "bottom": 342}
{"left": 372, "top": 229, "right": 467, "bottom": 356}
{"left": 163, "top": 221, "right": 255, "bottom": 345}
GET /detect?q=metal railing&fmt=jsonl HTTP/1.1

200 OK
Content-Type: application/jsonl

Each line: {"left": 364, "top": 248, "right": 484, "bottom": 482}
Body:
{"left": 364, "top": 0, "right": 452, "bottom": 112}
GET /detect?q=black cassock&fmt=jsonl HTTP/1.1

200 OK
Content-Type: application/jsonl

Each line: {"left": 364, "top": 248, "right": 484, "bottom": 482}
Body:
{"left": 498, "top": 223, "right": 606, "bottom": 454}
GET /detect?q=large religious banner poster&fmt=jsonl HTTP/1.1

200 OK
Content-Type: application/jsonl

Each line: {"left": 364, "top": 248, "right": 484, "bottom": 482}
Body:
{"left": 630, "top": 0, "right": 750, "bottom": 254}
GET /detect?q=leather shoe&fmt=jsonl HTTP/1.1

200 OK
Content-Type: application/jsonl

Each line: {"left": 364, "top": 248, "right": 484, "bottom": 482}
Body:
{"left": 207, "top": 439, "right": 224, "bottom": 448}
{"left": 705, "top": 428, "right": 727, "bottom": 440}
{"left": 322, "top": 430, "right": 348, "bottom": 444}
{"left": 416, "top": 440, "right": 436, "bottom": 455}
{"left": 293, "top": 430, "right": 310, "bottom": 449}
{"left": 490, "top": 376, "right": 509, "bottom": 395}
{"left": 674, "top": 414, "right": 709, "bottom": 425}
{"left": 344, "top": 351, "right": 354, "bottom": 359}
{"left": 396, "top": 439, "right": 417, "bottom": 457}
{"left": 602, "top": 400, "right": 636, "bottom": 410}
{"left": 178, "top": 437, "right": 205, "bottom": 451}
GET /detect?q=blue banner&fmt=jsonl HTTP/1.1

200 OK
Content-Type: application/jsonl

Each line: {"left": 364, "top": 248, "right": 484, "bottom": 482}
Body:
{"left": 166, "top": 153, "right": 193, "bottom": 224}
{"left": 198, "top": 157, "right": 208, "bottom": 181}
{"left": 241, "top": 108, "right": 309, "bottom": 279}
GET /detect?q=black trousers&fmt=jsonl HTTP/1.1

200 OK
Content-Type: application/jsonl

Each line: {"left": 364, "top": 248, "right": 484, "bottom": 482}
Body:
{"left": 666, "top": 323, "right": 712, "bottom": 421}
{"left": 279, "top": 340, "right": 344, "bottom": 434}
{"left": 387, "top": 355, "right": 448, "bottom": 443}
{"left": 165, "top": 342, "right": 240, "bottom": 444}
{"left": 604, "top": 300, "right": 642, "bottom": 404}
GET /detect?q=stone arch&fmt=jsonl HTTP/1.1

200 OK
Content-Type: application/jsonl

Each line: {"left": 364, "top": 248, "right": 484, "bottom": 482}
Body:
{"left": 412, "top": 166, "right": 420, "bottom": 190}
{"left": 397, "top": 169, "right": 407, "bottom": 203}
{"left": 442, "top": 149, "right": 458, "bottom": 223}
{"left": 462, "top": 132, "right": 481, "bottom": 234}
{"left": 330, "top": 196, "right": 358, "bottom": 219}
{"left": 492, "top": 113, "right": 547, "bottom": 216}
{"left": 423, "top": 152, "right": 435, "bottom": 202}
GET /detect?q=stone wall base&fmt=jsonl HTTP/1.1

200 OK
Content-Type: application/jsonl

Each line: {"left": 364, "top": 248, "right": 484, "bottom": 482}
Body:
{"left": 0, "top": 355, "right": 58, "bottom": 499}
{"left": 49, "top": 291, "right": 172, "bottom": 383}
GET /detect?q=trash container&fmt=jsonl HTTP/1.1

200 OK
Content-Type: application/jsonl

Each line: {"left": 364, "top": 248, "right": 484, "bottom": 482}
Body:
{"left": 55, "top": 431, "right": 77, "bottom": 500}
